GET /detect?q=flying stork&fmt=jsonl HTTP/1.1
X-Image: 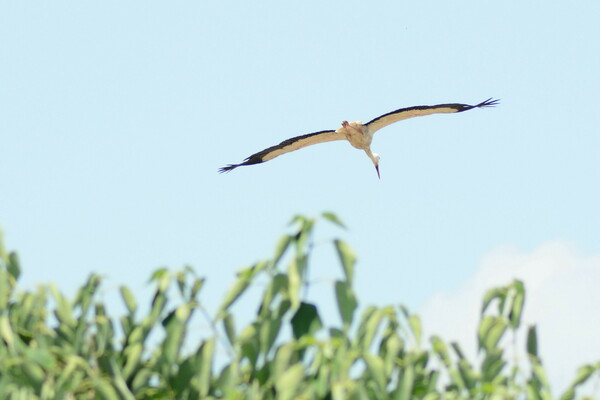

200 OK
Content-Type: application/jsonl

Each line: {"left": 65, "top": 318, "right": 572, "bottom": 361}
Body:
{"left": 219, "top": 98, "right": 498, "bottom": 178}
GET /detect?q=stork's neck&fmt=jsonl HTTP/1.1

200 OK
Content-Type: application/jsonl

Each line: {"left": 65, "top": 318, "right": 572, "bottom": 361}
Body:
{"left": 364, "top": 148, "right": 377, "bottom": 163}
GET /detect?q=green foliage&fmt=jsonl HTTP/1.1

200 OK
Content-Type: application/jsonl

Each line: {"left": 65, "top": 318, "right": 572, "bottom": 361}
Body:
{"left": 0, "top": 219, "right": 598, "bottom": 399}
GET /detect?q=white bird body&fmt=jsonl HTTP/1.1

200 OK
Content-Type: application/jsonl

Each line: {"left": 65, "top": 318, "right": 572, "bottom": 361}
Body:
{"left": 220, "top": 98, "right": 498, "bottom": 178}
{"left": 338, "top": 120, "right": 369, "bottom": 149}
{"left": 337, "top": 120, "right": 381, "bottom": 176}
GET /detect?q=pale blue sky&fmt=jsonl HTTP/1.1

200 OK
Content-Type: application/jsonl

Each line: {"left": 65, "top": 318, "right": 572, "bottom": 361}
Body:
{"left": 1, "top": 1, "right": 599, "bottom": 386}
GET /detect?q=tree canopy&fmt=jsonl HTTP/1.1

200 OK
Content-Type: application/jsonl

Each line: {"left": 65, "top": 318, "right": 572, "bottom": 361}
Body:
{"left": 0, "top": 215, "right": 598, "bottom": 399}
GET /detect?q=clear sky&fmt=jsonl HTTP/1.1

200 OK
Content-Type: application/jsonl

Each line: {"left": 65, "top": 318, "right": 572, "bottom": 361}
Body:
{"left": 1, "top": 0, "right": 599, "bottom": 393}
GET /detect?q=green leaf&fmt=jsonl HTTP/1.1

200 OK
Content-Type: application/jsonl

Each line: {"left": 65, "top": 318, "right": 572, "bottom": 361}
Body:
{"left": 357, "top": 306, "right": 376, "bottom": 342}
{"left": 334, "top": 239, "right": 356, "bottom": 286}
{"left": 259, "top": 314, "right": 282, "bottom": 355}
{"left": 322, "top": 212, "right": 347, "bottom": 229}
{"left": 161, "top": 304, "right": 192, "bottom": 365}
{"left": 0, "top": 315, "right": 15, "bottom": 348}
{"left": 223, "top": 312, "right": 236, "bottom": 345}
{"left": 335, "top": 280, "right": 358, "bottom": 330}
{"left": 56, "top": 356, "right": 87, "bottom": 394}
{"left": 0, "top": 271, "right": 10, "bottom": 310}
{"left": 198, "top": 338, "right": 216, "bottom": 397}
{"left": 217, "top": 277, "right": 250, "bottom": 318}
{"left": 313, "top": 359, "right": 331, "bottom": 398}
{"left": 449, "top": 367, "right": 466, "bottom": 391}
{"left": 397, "top": 364, "right": 415, "bottom": 400}
{"left": 22, "top": 360, "right": 45, "bottom": 389}
{"left": 8, "top": 252, "right": 21, "bottom": 281}
{"left": 451, "top": 342, "right": 466, "bottom": 360}
{"left": 329, "top": 327, "right": 345, "bottom": 340}
{"left": 25, "top": 348, "right": 56, "bottom": 370}
{"left": 191, "top": 277, "right": 205, "bottom": 299}
{"left": 273, "top": 343, "right": 297, "bottom": 381}
{"left": 431, "top": 336, "right": 450, "bottom": 366}
{"left": 217, "top": 263, "right": 263, "bottom": 318}
{"left": 0, "top": 230, "right": 7, "bottom": 261}
{"left": 239, "top": 324, "right": 259, "bottom": 367}
{"left": 275, "top": 364, "right": 304, "bottom": 400}
{"left": 74, "top": 275, "right": 101, "bottom": 312}
{"left": 108, "top": 359, "right": 136, "bottom": 400}
{"left": 95, "top": 379, "right": 119, "bottom": 400}
{"left": 364, "top": 354, "right": 386, "bottom": 394}
{"left": 424, "top": 371, "right": 440, "bottom": 395}
{"left": 527, "top": 325, "right": 538, "bottom": 357}
{"left": 559, "top": 388, "right": 575, "bottom": 400}
{"left": 508, "top": 280, "right": 525, "bottom": 328}
{"left": 260, "top": 273, "right": 288, "bottom": 317}
{"left": 173, "top": 358, "right": 195, "bottom": 393}
{"left": 569, "top": 364, "right": 596, "bottom": 386}
{"left": 276, "top": 298, "right": 292, "bottom": 319}
{"left": 398, "top": 305, "right": 421, "bottom": 345}
{"left": 215, "top": 362, "right": 240, "bottom": 396}
{"left": 288, "top": 256, "right": 304, "bottom": 310}
{"left": 273, "top": 235, "right": 293, "bottom": 267}
{"left": 291, "top": 302, "right": 322, "bottom": 339}
{"left": 381, "top": 333, "right": 403, "bottom": 376}
{"left": 482, "top": 350, "right": 506, "bottom": 383}
{"left": 149, "top": 289, "right": 167, "bottom": 323}
{"left": 457, "top": 359, "right": 478, "bottom": 389}
{"left": 288, "top": 214, "right": 306, "bottom": 227}
{"left": 359, "top": 307, "right": 385, "bottom": 352}
{"left": 478, "top": 316, "right": 507, "bottom": 352}
{"left": 290, "top": 216, "right": 315, "bottom": 252}
{"left": 485, "top": 319, "right": 507, "bottom": 351}
{"left": 176, "top": 270, "right": 187, "bottom": 296}
{"left": 51, "top": 285, "right": 77, "bottom": 328}
{"left": 119, "top": 286, "right": 137, "bottom": 315}
{"left": 531, "top": 360, "right": 551, "bottom": 389}
{"left": 408, "top": 314, "right": 422, "bottom": 345}
{"left": 481, "top": 287, "right": 506, "bottom": 315}
{"left": 148, "top": 267, "right": 169, "bottom": 284}
{"left": 131, "top": 368, "right": 153, "bottom": 393}
{"left": 122, "top": 343, "right": 143, "bottom": 380}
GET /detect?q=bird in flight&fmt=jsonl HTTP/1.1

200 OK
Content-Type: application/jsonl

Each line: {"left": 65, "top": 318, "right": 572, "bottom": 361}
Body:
{"left": 219, "top": 98, "right": 499, "bottom": 178}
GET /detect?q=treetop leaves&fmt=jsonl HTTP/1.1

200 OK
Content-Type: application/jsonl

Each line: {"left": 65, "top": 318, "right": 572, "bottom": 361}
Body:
{"left": 335, "top": 280, "right": 358, "bottom": 330}
{"left": 0, "top": 216, "right": 596, "bottom": 400}
{"left": 334, "top": 239, "right": 356, "bottom": 286}
{"left": 291, "top": 302, "right": 322, "bottom": 339}
{"left": 322, "top": 212, "right": 347, "bottom": 230}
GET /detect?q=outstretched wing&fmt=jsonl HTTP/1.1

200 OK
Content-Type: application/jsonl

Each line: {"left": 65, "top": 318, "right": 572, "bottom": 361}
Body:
{"left": 219, "top": 129, "right": 346, "bottom": 173}
{"left": 366, "top": 98, "right": 499, "bottom": 134}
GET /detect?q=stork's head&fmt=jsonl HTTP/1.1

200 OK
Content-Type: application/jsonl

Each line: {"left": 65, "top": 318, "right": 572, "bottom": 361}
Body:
{"left": 373, "top": 153, "right": 381, "bottom": 179}
{"left": 365, "top": 150, "right": 380, "bottom": 179}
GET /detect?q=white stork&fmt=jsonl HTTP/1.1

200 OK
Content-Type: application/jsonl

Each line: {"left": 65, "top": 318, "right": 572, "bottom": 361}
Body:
{"left": 219, "top": 98, "right": 498, "bottom": 178}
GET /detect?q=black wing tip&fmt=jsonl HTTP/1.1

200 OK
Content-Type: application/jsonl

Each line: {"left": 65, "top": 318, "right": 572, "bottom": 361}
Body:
{"left": 219, "top": 154, "right": 267, "bottom": 174}
{"left": 476, "top": 98, "right": 500, "bottom": 108}
{"left": 218, "top": 164, "right": 238, "bottom": 173}
{"left": 456, "top": 98, "right": 500, "bottom": 112}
